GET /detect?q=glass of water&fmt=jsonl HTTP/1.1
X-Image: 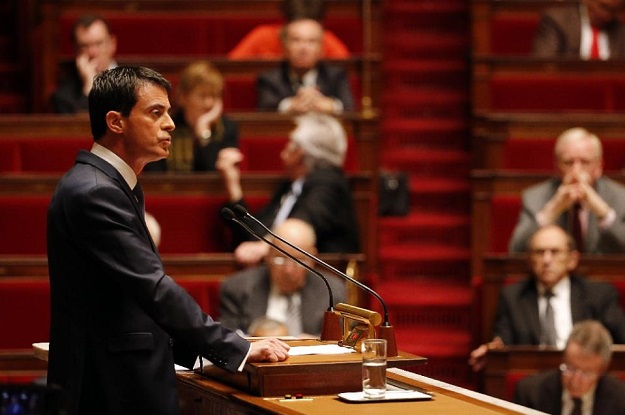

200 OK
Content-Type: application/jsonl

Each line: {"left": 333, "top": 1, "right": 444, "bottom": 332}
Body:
{"left": 361, "top": 338, "right": 387, "bottom": 398}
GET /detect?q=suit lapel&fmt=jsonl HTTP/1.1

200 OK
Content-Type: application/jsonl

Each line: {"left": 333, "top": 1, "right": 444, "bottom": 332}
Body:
{"left": 521, "top": 282, "right": 542, "bottom": 343}
{"left": 75, "top": 150, "right": 158, "bottom": 253}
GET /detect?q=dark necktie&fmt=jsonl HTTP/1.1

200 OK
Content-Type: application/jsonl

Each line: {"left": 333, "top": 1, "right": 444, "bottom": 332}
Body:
{"left": 571, "top": 397, "right": 582, "bottom": 415}
{"left": 571, "top": 203, "right": 584, "bottom": 252}
{"left": 132, "top": 184, "right": 145, "bottom": 217}
{"left": 540, "top": 291, "right": 557, "bottom": 346}
{"left": 285, "top": 294, "right": 302, "bottom": 336}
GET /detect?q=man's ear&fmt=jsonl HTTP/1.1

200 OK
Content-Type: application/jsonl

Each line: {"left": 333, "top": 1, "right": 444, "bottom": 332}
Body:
{"left": 106, "top": 111, "right": 124, "bottom": 134}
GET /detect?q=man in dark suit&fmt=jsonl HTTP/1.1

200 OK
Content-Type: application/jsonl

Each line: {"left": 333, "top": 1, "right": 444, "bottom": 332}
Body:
{"left": 509, "top": 127, "right": 625, "bottom": 254}
{"left": 533, "top": 0, "right": 625, "bottom": 60}
{"left": 51, "top": 15, "right": 118, "bottom": 113}
{"left": 216, "top": 113, "right": 360, "bottom": 266}
{"left": 256, "top": 16, "right": 354, "bottom": 114}
{"left": 515, "top": 320, "right": 625, "bottom": 414}
{"left": 219, "top": 218, "right": 347, "bottom": 337}
{"left": 469, "top": 225, "right": 625, "bottom": 371}
{"left": 46, "top": 66, "right": 289, "bottom": 415}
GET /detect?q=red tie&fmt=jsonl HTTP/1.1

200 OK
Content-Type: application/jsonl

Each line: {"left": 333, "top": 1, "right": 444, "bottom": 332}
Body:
{"left": 590, "top": 26, "right": 600, "bottom": 59}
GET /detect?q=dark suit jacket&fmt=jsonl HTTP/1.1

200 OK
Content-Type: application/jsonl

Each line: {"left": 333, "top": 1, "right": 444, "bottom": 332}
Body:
{"left": 51, "top": 66, "right": 89, "bottom": 114}
{"left": 493, "top": 274, "right": 625, "bottom": 345}
{"left": 218, "top": 264, "right": 347, "bottom": 335}
{"left": 509, "top": 177, "right": 625, "bottom": 253}
{"left": 256, "top": 61, "right": 354, "bottom": 111}
{"left": 515, "top": 369, "right": 625, "bottom": 414}
{"left": 533, "top": 5, "right": 625, "bottom": 59}
{"left": 229, "top": 165, "right": 360, "bottom": 254}
{"left": 47, "top": 150, "right": 250, "bottom": 415}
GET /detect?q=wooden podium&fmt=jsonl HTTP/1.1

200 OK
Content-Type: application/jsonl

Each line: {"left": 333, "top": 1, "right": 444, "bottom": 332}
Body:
{"left": 197, "top": 340, "right": 426, "bottom": 397}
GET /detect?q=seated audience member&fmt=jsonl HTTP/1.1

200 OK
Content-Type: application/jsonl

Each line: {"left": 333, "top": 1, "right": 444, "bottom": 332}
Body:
{"left": 509, "top": 127, "right": 625, "bottom": 254}
{"left": 144, "top": 61, "right": 238, "bottom": 172}
{"left": 533, "top": 0, "right": 625, "bottom": 60}
{"left": 469, "top": 225, "right": 625, "bottom": 371}
{"left": 515, "top": 320, "right": 625, "bottom": 414}
{"left": 228, "top": 0, "right": 349, "bottom": 59}
{"left": 247, "top": 317, "right": 290, "bottom": 337}
{"left": 219, "top": 218, "right": 347, "bottom": 337}
{"left": 256, "top": 12, "right": 354, "bottom": 114}
{"left": 51, "top": 15, "right": 117, "bottom": 113}
{"left": 217, "top": 113, "right": 360, "bottom": 266}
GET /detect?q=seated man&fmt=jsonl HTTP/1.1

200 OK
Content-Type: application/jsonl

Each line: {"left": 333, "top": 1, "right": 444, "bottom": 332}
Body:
{"left": 228, "top": 0, "right": 349, "bottom": 59}
{"left": 51, "top": 15, "right": 117, "bottom": 113}
{"left": 515, "top": 320, "right": 625, "bottom": 414}
{"left": 256, "top": 13, "right": 354, "bottom": 115}
{"left": 509, "top": 127, "right": 625, "bottom": 254}
{"left": 470, "top": 225, "right": 625, "bottom": 371}
{"left": 219, "top": 218, "right": 347, "bottom": 337}
{"left": 217, "top": 113, "right": 360, "bottom": 266}
{"left": 533, "top": 0, "right": 625, "bottom": 60}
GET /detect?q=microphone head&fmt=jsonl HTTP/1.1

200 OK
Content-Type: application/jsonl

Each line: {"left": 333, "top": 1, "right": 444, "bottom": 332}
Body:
{"left": 232, "top": 204, "right": 249, "bottom": 218}
{"left": 220, "top": 207, "right": 236, "bottom": 221}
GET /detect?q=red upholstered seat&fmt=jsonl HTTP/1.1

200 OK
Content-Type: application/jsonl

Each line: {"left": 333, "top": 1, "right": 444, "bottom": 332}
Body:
{"left": 0, "top": 139, "right": 20, "bottom": 172}
{"left": 0, "top": 278, "right": 50, "bottom": 349}
{"left": 19, "top": 138, "right": 91, "bottom": 173}
{"left": 490, "top": 76, "right": 612, "bottom": 112}
{"left": 490, "top": 15, "right": 539, "bottom": 56}
{"left": 489, "top": 195, "right": 521, "bottom": 253}
{"left": 0, "top": 196, "right": 50, "bottom": 255}
{"left": 176, "top": 278, "right": 222, "bottom": 318}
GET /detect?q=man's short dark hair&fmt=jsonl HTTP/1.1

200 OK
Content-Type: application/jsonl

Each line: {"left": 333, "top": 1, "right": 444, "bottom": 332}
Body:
{"left": 72, "top": 14, "right": 113, "bottom": 45}
{"left": 88, "top": 66, "right": 171, "bottom": 140}
{"left": 282, "top": 0, "right": 326, "bottom": 22}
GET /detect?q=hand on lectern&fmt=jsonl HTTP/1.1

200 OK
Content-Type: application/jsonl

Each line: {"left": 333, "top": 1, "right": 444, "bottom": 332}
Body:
{"left": 248, "top": 338, "right": 290, "bottom": 363}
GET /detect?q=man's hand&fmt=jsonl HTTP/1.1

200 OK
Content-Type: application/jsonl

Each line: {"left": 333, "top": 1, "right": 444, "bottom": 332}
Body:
{"left": 215, "top": 148, "right": 244, "bottom": 202}
{"left": 248, "top": 338, "right": 290, "bottom": 363}
{"left": 234, "top": 241, "right": 270, "bottom": 266}
{"left": 76, "top": 53, "right": 98, "bottom": 96}
{"left": 468, "top": 337, "right": 504, "bottom": 372}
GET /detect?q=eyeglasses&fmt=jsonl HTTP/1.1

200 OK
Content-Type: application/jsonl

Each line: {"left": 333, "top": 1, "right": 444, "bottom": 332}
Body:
{"left": 559, "top": 363, "right": 598, "bottom": 381}
{"left": 530, "top": 248, "right": 569, "bottom": 258}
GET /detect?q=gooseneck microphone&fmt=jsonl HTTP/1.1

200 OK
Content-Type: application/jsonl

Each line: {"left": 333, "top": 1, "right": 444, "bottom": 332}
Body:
{"left": 230, "top": 205, "right": 398, "bottom": 356}
{"left": 221, "top": 207, "right": 341, "bottom": 341}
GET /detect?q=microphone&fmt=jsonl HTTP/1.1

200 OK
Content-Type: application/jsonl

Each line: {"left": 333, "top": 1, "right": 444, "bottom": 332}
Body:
{"left": 231, "top": 204, "right": 398, "bottom": 356}
{"left": 221, "top": 208, "right": 341, "bottom": 341}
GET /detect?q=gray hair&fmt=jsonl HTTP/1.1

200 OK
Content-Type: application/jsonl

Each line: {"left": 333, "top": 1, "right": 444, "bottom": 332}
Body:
{"left": 554, "top": 127, "right": 603, "bottom": 161}
{"left": 290, "top": 113, "right": 347, "bottom": 169}
{"left": 566, "top": 320, "right": 613, "bottom": 364}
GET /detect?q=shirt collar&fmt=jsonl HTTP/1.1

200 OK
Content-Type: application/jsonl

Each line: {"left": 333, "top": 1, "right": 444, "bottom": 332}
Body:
{"left": 90, "top": 142, "right": 137, "bottom": 189}
{"left": 538, "top": 276, "right": 570, "bottom": 297}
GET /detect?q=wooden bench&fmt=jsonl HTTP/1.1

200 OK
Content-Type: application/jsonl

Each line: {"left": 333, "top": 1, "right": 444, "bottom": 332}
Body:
{"left": 0, "top": 113, "right": 380, "bottom": 173}
{"left": 472, "top": 111, "right": 625, "bottom": 170}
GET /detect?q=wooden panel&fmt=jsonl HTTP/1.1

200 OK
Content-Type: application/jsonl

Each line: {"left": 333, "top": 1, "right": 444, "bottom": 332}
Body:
{"left": 472, "top": 112, "right": 625, "bottom": 170}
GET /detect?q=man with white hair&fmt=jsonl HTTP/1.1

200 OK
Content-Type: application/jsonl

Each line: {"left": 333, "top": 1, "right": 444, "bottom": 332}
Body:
{"left": 217, "top": 113, "right": 360, "bottom": 266}
{"left": 509, "top": 127, "right": 625, "bottom": 253}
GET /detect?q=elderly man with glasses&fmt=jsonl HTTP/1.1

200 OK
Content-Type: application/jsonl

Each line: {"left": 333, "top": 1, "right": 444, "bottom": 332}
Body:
{"left": 515, "top": 320, "right": 625, "bottom": 414}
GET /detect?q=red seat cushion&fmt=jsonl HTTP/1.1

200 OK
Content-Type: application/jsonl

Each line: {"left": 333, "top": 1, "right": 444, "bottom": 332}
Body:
{"left": 489, "top": 195, "right": 521, "bottom": 253}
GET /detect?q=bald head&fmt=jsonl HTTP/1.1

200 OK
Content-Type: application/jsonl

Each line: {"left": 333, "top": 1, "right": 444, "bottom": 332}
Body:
{"left": 271, "top": 218, "right": 317, "bottom": 256}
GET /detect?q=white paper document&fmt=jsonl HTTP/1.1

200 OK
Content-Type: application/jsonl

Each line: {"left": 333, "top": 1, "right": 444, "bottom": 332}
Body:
{"left": 288, "top": 344, "right": 356, "bottom": 356}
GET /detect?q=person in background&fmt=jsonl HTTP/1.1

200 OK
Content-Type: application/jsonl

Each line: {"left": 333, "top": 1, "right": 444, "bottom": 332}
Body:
{"left": 256, "top": 11, "right": 354, "bottom": 115}
{"left": 216, "top": 113, "right": 360, "bottom": 266}
{"left": 51, "top": 15, "right": 117, "bottom": 113}
{"left": 46, "top": 66, "right": 289, "bottom": 415}
{"left": 469, "top": 225, "right": 625, "bottom": 372}
{"left": 509, "top": 127, "right": 625, "bottom": 254}
{"left": 228, "top": 0, "right": 349, "bottom": 59}
{"left": 533, "top": 0, "right": 625, "bottom": 60}
{"left": 219, "top": 218, "right": 347, "bottom": 337}
{"left": 247, "top": 317, "right": 290, "bottom": 337}
{"left": 144, "top": 61, "right": 238, "bottom": 172}
{"left": 515, "top": 320, "right": 625, "bottom": 414}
